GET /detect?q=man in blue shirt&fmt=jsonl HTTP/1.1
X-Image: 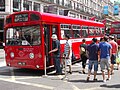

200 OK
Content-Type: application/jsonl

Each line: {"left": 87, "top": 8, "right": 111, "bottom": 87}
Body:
{"left": 86, "top": 38, "right": 99, "bottom": 82}
{"left": 49, "top": 34, "right": 62, "bottom": 75}
{"left": 99, "top": 36, "right": 112, "bottom": 82}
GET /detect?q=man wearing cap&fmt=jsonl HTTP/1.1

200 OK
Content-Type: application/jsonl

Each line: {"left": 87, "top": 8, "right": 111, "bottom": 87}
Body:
{"left": 86, "top": 38, "right": 99, "bottom": 82}
{"left": 109, "top": 35, "right": 118, "bottom": 75}
{"left": 49, "top": 34, "right": 62, "bottom": 75}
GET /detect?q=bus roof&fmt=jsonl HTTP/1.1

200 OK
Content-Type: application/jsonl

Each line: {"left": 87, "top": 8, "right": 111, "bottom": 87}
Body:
{"left": 7, "top": 11, "right": 104, "bottom": 27}
{"left": 41, "top": 12, "right": 104, "bottom": 27}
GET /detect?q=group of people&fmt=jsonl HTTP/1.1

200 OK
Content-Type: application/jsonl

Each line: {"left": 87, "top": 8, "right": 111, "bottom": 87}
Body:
{"left": 81, "top": 35, "right": 120, "bottom": 82}
{"left": 49, "top": 34, "right": 72, "bottom": 75}
{"left": 48, "top": 34, "right": 120, "bottom": 83}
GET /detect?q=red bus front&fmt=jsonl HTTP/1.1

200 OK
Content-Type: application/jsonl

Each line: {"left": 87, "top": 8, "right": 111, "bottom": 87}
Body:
{"left": 4, "top": 12, "right": 47, "bottom": 70}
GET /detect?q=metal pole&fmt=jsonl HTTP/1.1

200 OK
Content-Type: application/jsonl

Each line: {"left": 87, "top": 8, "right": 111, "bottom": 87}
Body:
{"left": 44, "top": 56, "right": 47, "bottom": 76}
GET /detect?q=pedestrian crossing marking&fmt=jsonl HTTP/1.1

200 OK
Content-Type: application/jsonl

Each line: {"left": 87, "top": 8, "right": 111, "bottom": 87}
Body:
{"left": 0, "top": 78, "right": 54, "bottom": 90}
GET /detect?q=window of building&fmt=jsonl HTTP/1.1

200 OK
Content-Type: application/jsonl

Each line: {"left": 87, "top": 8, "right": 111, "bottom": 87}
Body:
{"left": 0, "top": 19, "right": 4, "bottom": 30}
{"left": 34, "top": 2, "right": 40, "bottom": 11}
{"left": 23, "top": 0, "right": 32, "bottom": 11}
{"left": 13, "top": 0, "right": 21, "bottom": 12}
{"left": 0, "top": 0, "right": 5, "bottom": 11}
{"left": 56, "top": 0, "right": 60, "bottom": 5}
{"left": 43, "top": 5, "right": 57, "bottom": 14}
{"left": 76, "top": 3, "right": 80, "bottom": 10}
{"left": 59, "top": 9, "right": 64, "bottom": 15}
{"left": 49, "top": 0, "right": 54, "bottom": 3}
{"left": 62, "top": 0, "right": 64, "bottom": 6}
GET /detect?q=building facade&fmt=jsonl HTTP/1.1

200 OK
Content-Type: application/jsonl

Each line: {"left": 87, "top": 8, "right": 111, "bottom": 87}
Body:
{"left": 0, "top": 0, "right": 119, "bottom": 41}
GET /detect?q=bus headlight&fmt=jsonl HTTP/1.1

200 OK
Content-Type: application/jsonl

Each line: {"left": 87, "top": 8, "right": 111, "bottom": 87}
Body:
{"left": 10, "top": 52, "right": 14, "bottom": 58}
{"left": 29, "top": 53, "right": 34, "bottom": 59}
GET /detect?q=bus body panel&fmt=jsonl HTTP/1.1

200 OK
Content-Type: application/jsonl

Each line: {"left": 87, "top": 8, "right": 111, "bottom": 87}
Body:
{"left": 4, "top": 11, "right": 105, "bottom": 70}
{"left": 5, "top": 46, "right": 44, "bottom": 69}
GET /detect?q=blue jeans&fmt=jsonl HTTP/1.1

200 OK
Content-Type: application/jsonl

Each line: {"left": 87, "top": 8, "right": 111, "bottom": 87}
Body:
{"left": 54, "top": 55, "right": 62, "bottom": 74}
{"left": 88, "top": 60, "right": 98, "bottom": 71}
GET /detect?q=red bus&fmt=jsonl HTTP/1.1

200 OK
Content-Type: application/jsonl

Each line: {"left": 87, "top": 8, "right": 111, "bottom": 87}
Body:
{"left": 4, "top": 11, "right": 105, "bottom": 70}
{"left": 110, "top": 21, "right": 120, "bottom": 45}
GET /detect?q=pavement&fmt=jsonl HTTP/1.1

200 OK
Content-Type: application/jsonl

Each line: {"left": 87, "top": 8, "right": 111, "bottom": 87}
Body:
{"left": 0, "top": 49, "right": 5, "bottom": 59}
{"left": 0, "top": 49, "right": 120, "bottom": 90}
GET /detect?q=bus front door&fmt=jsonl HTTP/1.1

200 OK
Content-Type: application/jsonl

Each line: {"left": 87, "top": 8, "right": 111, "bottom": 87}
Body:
{"left": 44, "top": 24, "right": 59, "bottom": 67}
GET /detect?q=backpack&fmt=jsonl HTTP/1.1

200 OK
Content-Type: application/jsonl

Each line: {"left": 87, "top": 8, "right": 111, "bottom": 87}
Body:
{"left": 80, "top": 47, "right": 86, "bottom": 54}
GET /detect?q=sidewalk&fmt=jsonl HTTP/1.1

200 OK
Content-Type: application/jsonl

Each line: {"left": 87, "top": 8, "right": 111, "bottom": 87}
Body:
{"left": 0, "top": 49, "right": 5, "bottom": 59}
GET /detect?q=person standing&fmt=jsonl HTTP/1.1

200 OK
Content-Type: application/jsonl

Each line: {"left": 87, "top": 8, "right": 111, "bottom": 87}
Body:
{"left": 116, "top": 46, "right": 120, "bottom": 70}
{"left": 80, "top": 39, "right": 88, "bottom": 74}
{"left": 64, "top": 34, "right": 72, "bottom": 74}
{"left": 49, "top": 34, "right": 62, "bottom": 75}
{"left": 86, "top": 38, "right": 99, "bottom": 82}
{"left": 109, "top": 35, "right": 118, "bottom": 75}
{"left": 99, "top": 36, "right": 112, "bottom": 82}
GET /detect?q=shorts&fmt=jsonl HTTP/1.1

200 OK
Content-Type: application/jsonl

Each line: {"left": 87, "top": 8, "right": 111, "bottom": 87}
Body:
{"left": 88, "top": 60, "right": 98, "bottom": 71}
{"left": 65, "top": 54, "right": 72, "bottom": 66}
{"left": 66, "top": 58, "right": 72, "bottom": 65}
{"left": 111, "top": 54, "right": 116, "bottom": 64}
{"left": 100, "top": 58, "right": 110, "bottom": 72}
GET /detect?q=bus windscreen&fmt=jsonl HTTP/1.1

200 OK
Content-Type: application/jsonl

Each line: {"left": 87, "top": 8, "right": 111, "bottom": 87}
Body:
{"left": 6, "top": 25, "right": 41, "bottom": 46}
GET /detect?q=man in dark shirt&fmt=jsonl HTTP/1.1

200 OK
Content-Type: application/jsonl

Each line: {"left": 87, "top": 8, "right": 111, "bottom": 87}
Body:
{"left": 49, "top": 34, "right": 62, "bottom": 75}
{"left": 80, "top": 39, "right": 88, "bottom": 74}
{"left": 86, "top": 38, "right": 99, "bottom": 82}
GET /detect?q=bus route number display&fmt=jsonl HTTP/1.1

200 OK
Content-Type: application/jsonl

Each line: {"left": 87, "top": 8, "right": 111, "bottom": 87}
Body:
{"left": 14, "top": 14, "right": 28, "bottom": 22}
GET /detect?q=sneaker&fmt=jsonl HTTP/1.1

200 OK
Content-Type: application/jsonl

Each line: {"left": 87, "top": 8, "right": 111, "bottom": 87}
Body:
{"left": 103, "top": 79, "right": 106, "bottom": 83}
{"left": 82, "top": 70, "right": 85, "bottom": 74}
{"left": 86, "top": 77, "right": 90, "bottom": 82}
{"left": 106, "top": 76, "right": 111, "bottom": 81}
{"left": 68, "top": 71, "right": 72, "bottom": 74}
{"left": 111, "top": 72, "right": 114, "bottom": 75}
{"left": 93, "top": 78, "right": 98, "bottom": 81}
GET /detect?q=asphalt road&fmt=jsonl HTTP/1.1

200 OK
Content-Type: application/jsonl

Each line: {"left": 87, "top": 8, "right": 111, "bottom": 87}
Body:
{"left": 0, "top": 49, "right": 120, "bottom": 90}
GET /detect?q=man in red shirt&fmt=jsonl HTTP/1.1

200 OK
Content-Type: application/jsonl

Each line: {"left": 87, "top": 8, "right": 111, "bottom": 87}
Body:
{"left": 109, "top": 35, "right": 118, "bottom": 75}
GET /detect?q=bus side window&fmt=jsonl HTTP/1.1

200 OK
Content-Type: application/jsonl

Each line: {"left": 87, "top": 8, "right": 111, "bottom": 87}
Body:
{"left": 60, "top": 24, "right": 72, "bottom": 38}
{"left": 64, "top": 30, "right": 72, "bottom": 38}
{"left": 89, "top": 27, "right": 95, "bottom": 36}
{"left": 101, "top": 28, "right": 105, "bottom": 35}
{"left": 96, "top": 28, "right": 100, "bottom": 35}
{"left": 72, "top": 25, "right": 81, "bottom": 38}
{"left": 73, "top": 30, "right": 80, "bottom": 38}
{"left": 61, "top": 30, "right": 65, "bottom": 39}
{"left": 81, "top": 26, "right": 88, "bottom": 37}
